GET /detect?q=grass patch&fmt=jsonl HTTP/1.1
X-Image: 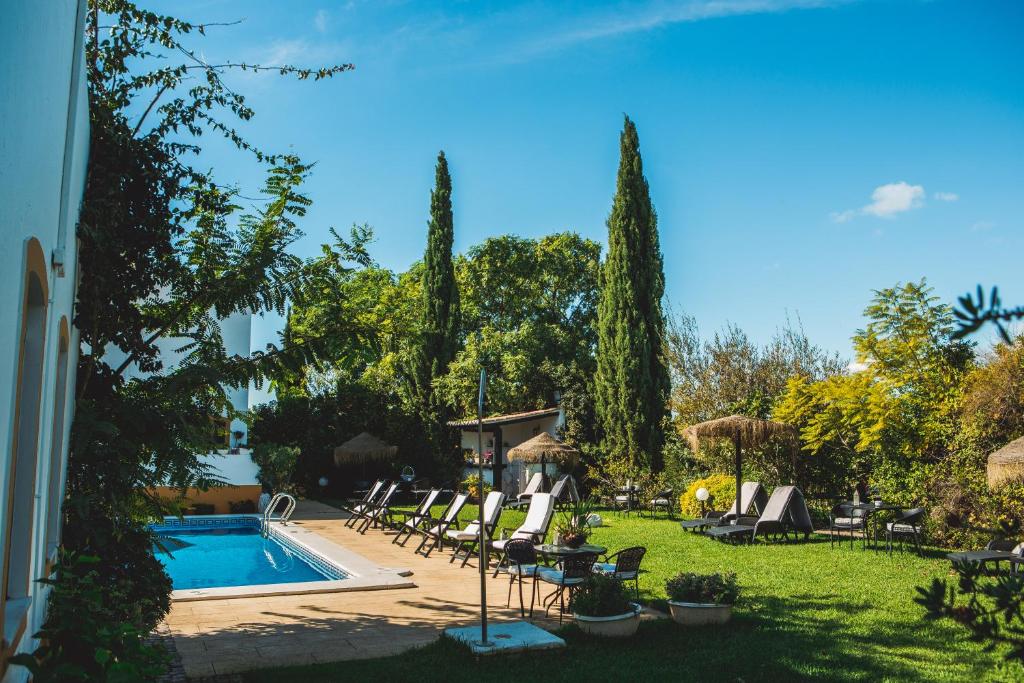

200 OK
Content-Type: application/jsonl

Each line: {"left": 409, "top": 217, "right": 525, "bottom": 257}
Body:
{"left": 264, "top": 501, "right": 1019, "bottom": 682}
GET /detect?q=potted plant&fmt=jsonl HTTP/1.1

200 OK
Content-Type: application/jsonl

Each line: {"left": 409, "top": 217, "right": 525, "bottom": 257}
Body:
{"left": 665, "top": 572, "right": 739, "bottom": 625}
{"left": 555, "top": 497, "right": 596, "bottom": 548}
{"left": 570, "top": 574, "right": 641, "bottom": 637}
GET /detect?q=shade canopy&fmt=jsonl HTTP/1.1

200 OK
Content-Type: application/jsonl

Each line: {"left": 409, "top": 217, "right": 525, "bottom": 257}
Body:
{"left": 683, "top": 415, "right": 796, "bottom": 451}
{"left": 987, "top": 436, "right": 1024, "bottom": 488}
{"left": 333, "top": 432, "right": 397, "bottom": 466}
{"left": 506, "top": 432, "right": 580, "bottom": 466}
{"left": 684, "top": 415, "right": 796, "bottom": 528}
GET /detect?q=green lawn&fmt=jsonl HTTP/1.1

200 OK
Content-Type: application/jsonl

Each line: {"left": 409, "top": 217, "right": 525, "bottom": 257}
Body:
{"left": 244, "top": 502, "right": 1019, "bottom": 683}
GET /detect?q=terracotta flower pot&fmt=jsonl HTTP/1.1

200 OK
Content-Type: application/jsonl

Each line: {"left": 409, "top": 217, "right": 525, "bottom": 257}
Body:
{"left": 667, "top": 600, "right": 733, "bottom": 625}
{"left": 573, "top": 603, "right": 641, "bottom": 637}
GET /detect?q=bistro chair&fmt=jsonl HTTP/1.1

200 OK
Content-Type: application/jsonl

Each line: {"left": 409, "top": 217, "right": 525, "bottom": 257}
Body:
{"left": 536, "top": 551, "right": 598, "bottom": 624}
{"left": 648, "top": 488, "right": 674, "bottom": 518}
{"left": 886, "top": 507, "right": 925, "bottom": 555}
{"left": 593, "top": 546, "right": 646, "bottom": 599}
{"left": 829, "top": 501, "right": 870, "bottom": 549}
{"left": 497, "top": 538, "right": 541, "bottom": 618}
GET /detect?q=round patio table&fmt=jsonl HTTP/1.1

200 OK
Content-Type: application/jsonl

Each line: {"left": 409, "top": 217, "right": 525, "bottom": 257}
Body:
{"left": 535, "top": 543, "right": 607, "bottom": 565}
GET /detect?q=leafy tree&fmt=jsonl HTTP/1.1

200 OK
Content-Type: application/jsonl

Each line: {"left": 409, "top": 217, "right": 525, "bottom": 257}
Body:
{"left": 439, "top": 233, "right": 600, "bottom": 429}
{"left": 595, "top": 116, "right": 670, "bottom": 470}
{"left": 18, "top": 1, "right": 351, "bottom": 677}
{"left": 774, "top": 280, "right": 974, "bottom": 502}
{"left": 410, "top": 152, "right": 461, "bottom": 470}
{"left": 954, "top": 285, "right": 1024, "bottom": 342}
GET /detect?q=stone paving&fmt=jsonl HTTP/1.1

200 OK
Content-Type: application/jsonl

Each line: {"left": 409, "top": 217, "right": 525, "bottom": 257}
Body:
{"left": 164, "top": 500, "right": 592, "bottom": 677}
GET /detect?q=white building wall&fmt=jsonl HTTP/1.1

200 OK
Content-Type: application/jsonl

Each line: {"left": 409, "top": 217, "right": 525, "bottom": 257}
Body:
{"left": 0, "top": 1, "right": 88, "bottom": 680}
{"left": 458, "top": 411, "right": 565, "bottom": 493}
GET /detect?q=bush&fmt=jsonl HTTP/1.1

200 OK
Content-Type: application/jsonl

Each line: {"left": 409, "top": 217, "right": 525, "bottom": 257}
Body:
{"left": 569, "top": 574, "right": 634, "bottom": 617}
{"left": 666, "top": 572, "right": 739, "bottom": 605}
{"left": 11, "top": 552, "right": 169, "bottom": 682}
{"left": 461, "top": 473, "right": 492, "bottom": 501}
{"left": 252, "top": 443, "right": 300, "bottom": 494}
{"left": 679, "top": 474, "right": 735, "bottom": 518}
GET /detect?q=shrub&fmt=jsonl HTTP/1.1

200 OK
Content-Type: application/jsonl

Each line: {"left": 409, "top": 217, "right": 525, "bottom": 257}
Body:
{"left": 252, "top": 443, "right": 300, "bottom": 494}
{"left": 679, "top": 474, "right": 735, "bottom": 518}
{"left": 11, "top": 553, "right": 169, "bottom": 682}
{"left": 666, "top": 572, "right": 739, "bottom": 605}
{"left": 461, "top": 473, "right": 492, "bottom": 501}
{"left": 569, "top": 573, "right": 634, "bottom": 617}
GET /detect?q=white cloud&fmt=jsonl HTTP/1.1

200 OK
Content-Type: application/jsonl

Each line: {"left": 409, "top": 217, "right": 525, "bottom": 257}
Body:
{"left": 507, "top": 0, "right": 851, "bottom": 63}
{"left": 831, "top": 181, "right": 926, "bottom": 223}
{"left": 934, "top": 191, "right": 958, "bottom": 202}
{"left": 863, "top": 182, "right": 925, "bottom": 218}
{"left": 314, "top": 9, "right": 328, "bottom": 34}
{"left": 847, "top": 360, "right": 870, "bottom": 373}
{"left": 970, "top": 221, "right": 994, "bottom": 232}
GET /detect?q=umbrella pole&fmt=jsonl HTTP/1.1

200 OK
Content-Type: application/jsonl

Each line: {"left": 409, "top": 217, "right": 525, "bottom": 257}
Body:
{"left": 734, "top": 433, "right": 742, "bottom": 523}
{"left": 476, "top": 368, "right": 489, "bottom": 646}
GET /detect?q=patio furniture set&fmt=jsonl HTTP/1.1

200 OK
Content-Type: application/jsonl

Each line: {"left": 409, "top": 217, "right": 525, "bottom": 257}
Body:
{"left": 679, "top": 482, "right": 814, "bottom": 543}
{"left": 827, "top": 501, "right": 926, "bottom": 554}
{"left": 342, "top": 478, "right": 647, "bottom": 622}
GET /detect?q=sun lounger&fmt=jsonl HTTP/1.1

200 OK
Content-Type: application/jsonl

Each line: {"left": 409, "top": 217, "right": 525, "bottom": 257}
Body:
{"left": 679, "top": 481, "right": 767, "bottom": 531}
{"left": 414, "top": 492, "right": 470, "bottom": 557}
{"left": 391, "top": 488, "right": 442, "bottom": 546}
{"left": 344, "top": 480, "right": 386, "bottom": 528}
{"left": 356, "top": 481, "right": 399, "bottom": 534}
{"left": 491, "top": 493, "right": 556, "bottom": 576}
{"left": 447, "top": 491, "right": 507, "bottom": 568}
{"left": 705, "top": 485, "right": 813, "bottom": 543}
{"left": 505, "top": 472, "right": 544, "bottom": 509}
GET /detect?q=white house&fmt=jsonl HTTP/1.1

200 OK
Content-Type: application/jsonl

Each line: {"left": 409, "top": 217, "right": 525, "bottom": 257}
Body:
{"left": 0, "top": 1, "right": 88, "bottom": 679}
{"left": 449, "top": 406, "right": 564, "bottom": 494}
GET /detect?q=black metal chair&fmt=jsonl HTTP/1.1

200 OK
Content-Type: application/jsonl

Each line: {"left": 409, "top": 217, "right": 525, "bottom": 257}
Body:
{"left": 497, "top": 538, "right": 540, "bottom": 618}
{"left": 886, "top": 507, "right": 925, "bottom": 555}
{"left": 829, "top": 502, "right": 870, "bottom": 549}
{"left": 536, "top": 551, "right": 598, "bottom": 624}
{"left": 648, "top": 489, "right": 673, "bottom": 518}
{"left": 593, "top": 546, "right": 646, "bottom": 599}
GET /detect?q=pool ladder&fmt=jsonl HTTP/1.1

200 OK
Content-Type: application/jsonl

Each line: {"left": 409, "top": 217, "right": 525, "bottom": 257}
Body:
{"left": 261, "top": 492, "right": 297, "bottom": 536}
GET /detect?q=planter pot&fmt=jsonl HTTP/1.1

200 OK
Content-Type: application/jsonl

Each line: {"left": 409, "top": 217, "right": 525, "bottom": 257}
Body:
{"left": 562, "top": 532, "right": 588, "bottom": 549}
{"left": 573, "top": 603, "right": 641, "bottom": 638}
{"left": 667, "top": 600, "right": 733, "bottom": 626}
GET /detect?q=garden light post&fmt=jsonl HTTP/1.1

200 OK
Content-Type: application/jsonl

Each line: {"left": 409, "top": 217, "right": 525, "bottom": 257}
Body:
{"left": 476, "top": 367, "right": 490, "bottom": 647}
{"left": 696, "top": 486, "right": 709, "bottom": 517}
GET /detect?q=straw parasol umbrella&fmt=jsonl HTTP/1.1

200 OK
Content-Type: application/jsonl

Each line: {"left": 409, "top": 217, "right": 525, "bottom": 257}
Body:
{"left": 684, "top": 415, "right": 796, "bottom": 520}
{"left": 506, "top": 432, "right": 580, "bottom": 490}
{"left": 987, "top": 436, "right": 1024, "bottom": 488}
{"left": 333, "top": 432, "right": 397, "bottom": 468}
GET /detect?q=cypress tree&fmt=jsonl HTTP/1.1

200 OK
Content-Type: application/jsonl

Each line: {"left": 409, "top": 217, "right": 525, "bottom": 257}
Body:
{"left": 413, "top": 151, "right": 461, "bottom": 469}
{"left": 595, "top": 117, "right": 670, "bottom": 471}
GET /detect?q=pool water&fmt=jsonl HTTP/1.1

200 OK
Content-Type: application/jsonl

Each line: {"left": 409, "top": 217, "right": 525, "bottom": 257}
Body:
{"left": 155, "top": 527, "right": 335, "bottom": 590}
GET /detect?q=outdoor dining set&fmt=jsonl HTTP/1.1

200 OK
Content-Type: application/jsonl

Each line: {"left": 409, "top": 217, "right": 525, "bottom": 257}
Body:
{"left": 341, "top": 476, "right": 647, "bottom": 622}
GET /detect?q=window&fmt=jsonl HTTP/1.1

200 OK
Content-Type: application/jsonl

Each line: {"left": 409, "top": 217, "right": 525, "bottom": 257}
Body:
{"left": 2, "top": 239, "right": 48, "bottom": 648}
{"left": 44, "top": 320, "right": 70, "bottom": 556}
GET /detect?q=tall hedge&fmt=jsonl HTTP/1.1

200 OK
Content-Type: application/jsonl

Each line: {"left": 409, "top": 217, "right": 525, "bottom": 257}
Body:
{"left": 595, "top": 116, "right": 670, "bottom": 470}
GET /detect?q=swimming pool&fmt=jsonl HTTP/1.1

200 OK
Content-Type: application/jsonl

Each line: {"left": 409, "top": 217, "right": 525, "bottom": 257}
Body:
{"left": 153, "top": 517, "right": 347, "bottom": 591}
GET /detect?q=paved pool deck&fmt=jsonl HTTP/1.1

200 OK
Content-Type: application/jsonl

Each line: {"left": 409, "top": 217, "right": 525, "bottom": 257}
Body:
{"left": 163, "top": 500, "right": 655, "bottom": 677}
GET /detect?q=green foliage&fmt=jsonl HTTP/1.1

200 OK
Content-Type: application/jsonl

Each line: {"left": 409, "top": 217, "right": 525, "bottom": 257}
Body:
{"left": 678, "top": 474, "right": 735, "bottom": 518}
{"left": 665, "top": 571, "right": 739, "bottom": 605}
{"left": 249, "top": 384, "right": 431, "bottom": 493}
{"left": 595, "top": 116, "right": 670, "bottom": 470}
{"left": 252, "top": 444, "right": 300, "bottom": 493}
{"left": 439, "top": 233, "right": 601, "bottom": 422}
{"left": 569, "top": 573, "right": 634, "bottom": 617}
{"left": 10, "top": 553, "right": 168, "bottom": 682}
{"left": 916, "top": 561, "right": 1024, "bottom": 665}
{"left": 460, "top": 473, "right": 492, "bottom": 501}
{"left": 555, "top": 497, "right": 597, "bottom": 542}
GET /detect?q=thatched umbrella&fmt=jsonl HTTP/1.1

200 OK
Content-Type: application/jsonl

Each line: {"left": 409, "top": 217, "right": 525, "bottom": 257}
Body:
{"left": 684, "top": 415, "right": 796, "bottom": 520}
{"left": 506, "top": 432, "right": 580, "bottom": 490}
{"left": 333, "top": 432, "right": 397, "bottom": 467}
{"left": 987, "top": 436, "right": 1024, "bottom": 488}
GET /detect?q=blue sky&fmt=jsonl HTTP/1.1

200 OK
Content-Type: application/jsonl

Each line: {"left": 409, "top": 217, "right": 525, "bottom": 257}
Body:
{"left": 165, "top": 0, "right": 1023, "bottom": 360}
